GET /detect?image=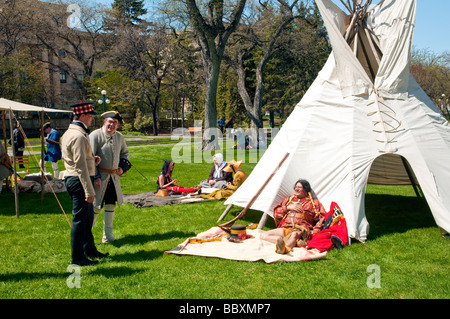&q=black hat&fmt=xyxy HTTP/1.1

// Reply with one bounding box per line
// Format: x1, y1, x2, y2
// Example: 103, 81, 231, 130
101, 111, 123, 124
69, 102, 97, 115
227, 224, 247, 243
